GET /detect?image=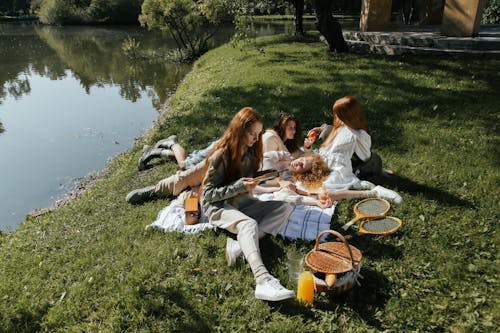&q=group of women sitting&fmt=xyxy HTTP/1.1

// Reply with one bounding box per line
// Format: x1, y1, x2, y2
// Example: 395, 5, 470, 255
126, 96, 403, 302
